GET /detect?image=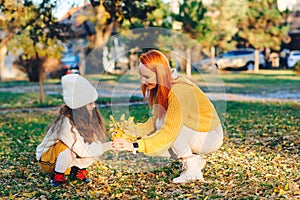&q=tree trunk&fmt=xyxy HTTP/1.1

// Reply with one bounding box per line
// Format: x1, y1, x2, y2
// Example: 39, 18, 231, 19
84, 4, 115, 74
0, 45, 7, 81
39, 67, 45, 103
98, 22, 114, 46
186, 47, 191, 78
254, 49, 259, 73
39, 76, 45, 103
210, 46, 216, 68
95, 4, 114, 47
